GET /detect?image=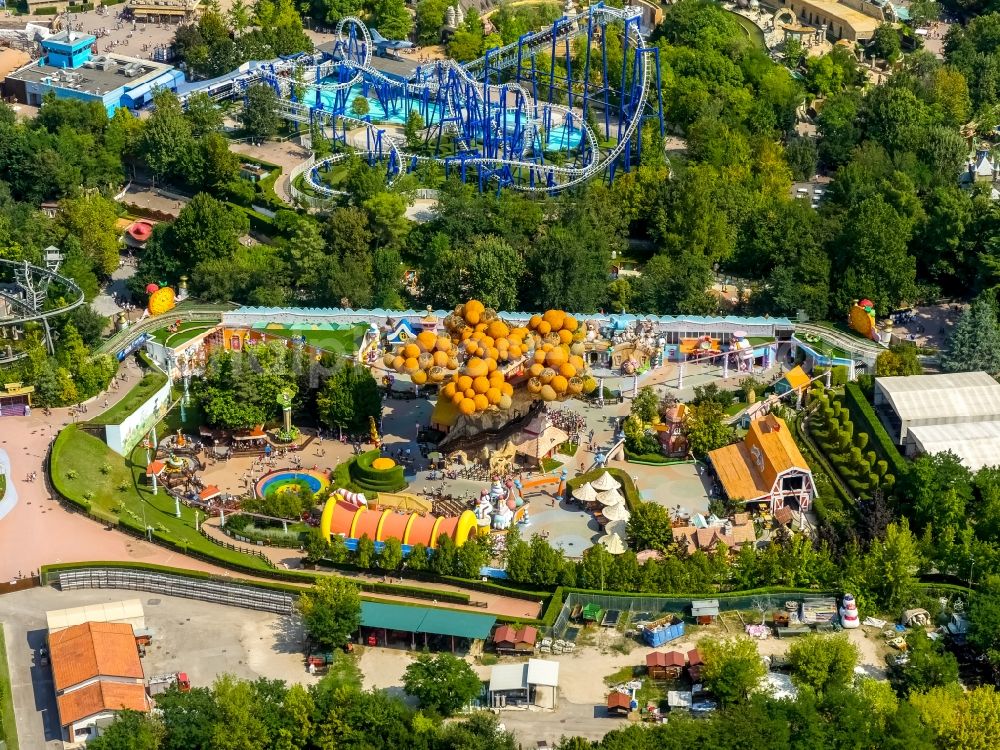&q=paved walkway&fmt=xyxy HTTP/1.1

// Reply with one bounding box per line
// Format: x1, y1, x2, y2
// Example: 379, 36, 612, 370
0, 359, 243, 582
230, 140, 314, 206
